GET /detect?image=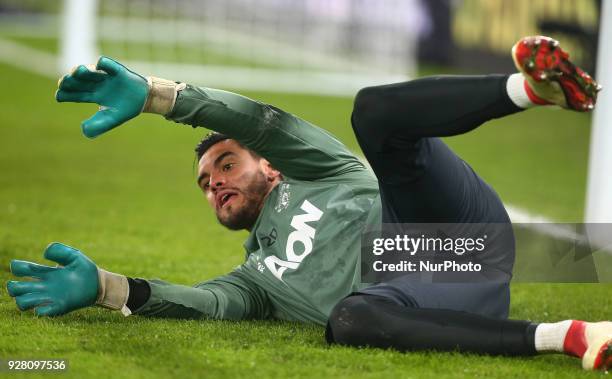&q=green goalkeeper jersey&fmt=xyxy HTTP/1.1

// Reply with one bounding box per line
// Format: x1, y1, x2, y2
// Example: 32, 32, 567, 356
131, 85, 381, 326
